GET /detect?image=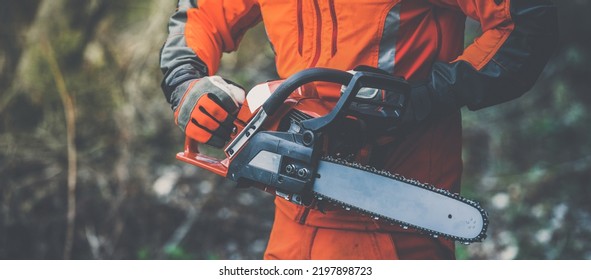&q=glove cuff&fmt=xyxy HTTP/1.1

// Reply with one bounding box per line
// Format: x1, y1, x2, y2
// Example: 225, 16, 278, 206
162, 63, 206, 104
